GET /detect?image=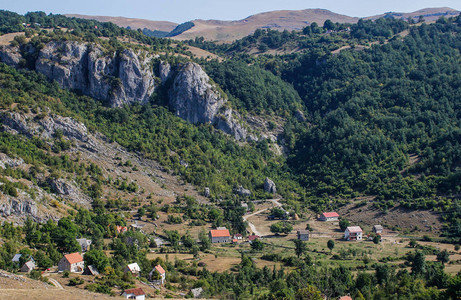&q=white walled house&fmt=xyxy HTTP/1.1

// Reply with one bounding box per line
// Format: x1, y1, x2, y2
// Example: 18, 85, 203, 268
319, 212, 339, 221
344, 226, 363, 241
124, 263, 141, 277
149, 264, 166, 285
122, 288, 145, 300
